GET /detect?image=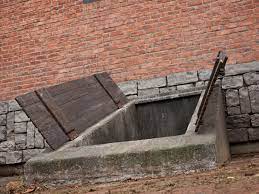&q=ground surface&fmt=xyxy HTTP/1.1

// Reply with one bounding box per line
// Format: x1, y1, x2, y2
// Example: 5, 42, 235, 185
1, 154, 259, 194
